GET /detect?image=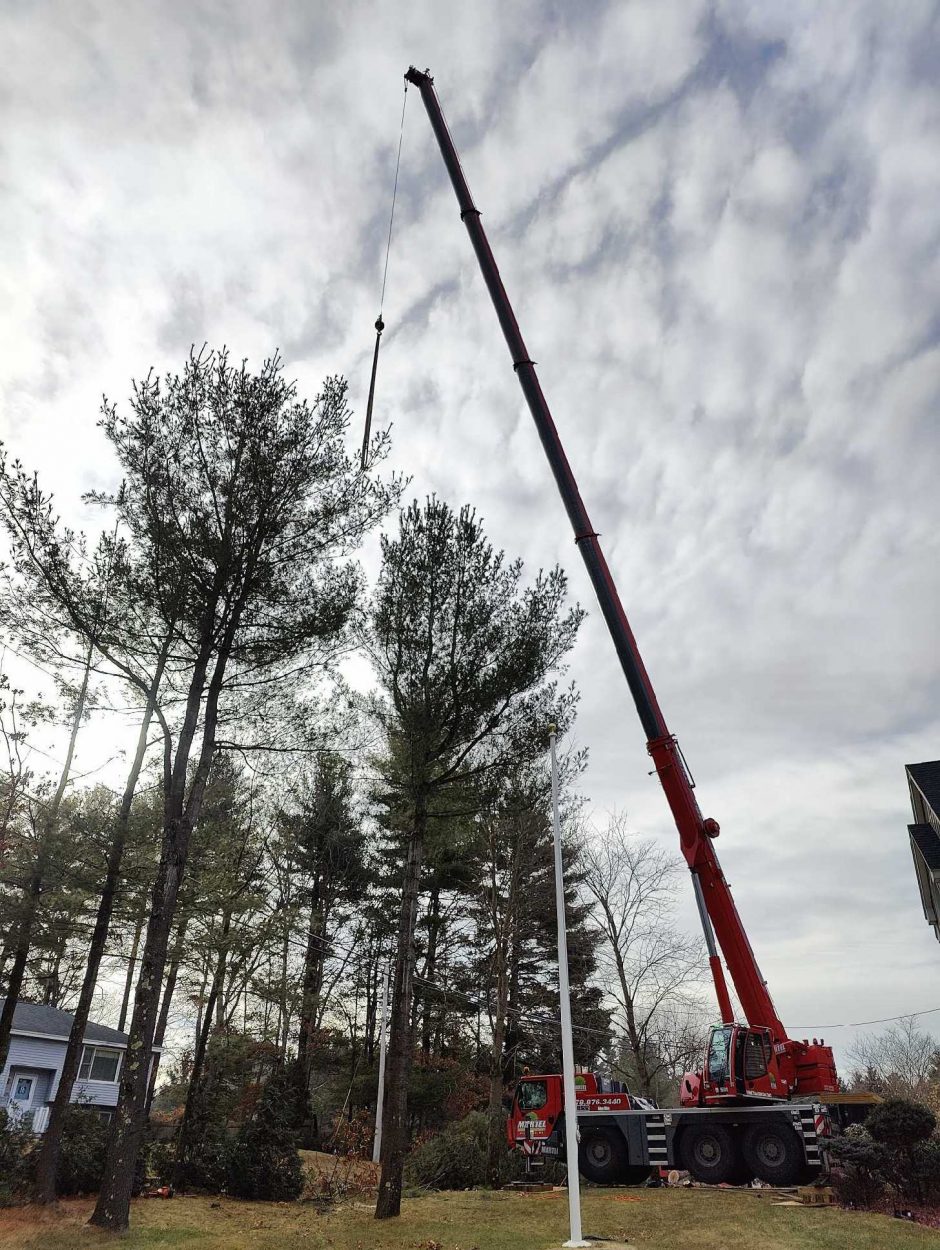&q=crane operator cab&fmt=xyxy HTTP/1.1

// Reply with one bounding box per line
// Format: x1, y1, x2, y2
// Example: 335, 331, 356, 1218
681, 1024, 789, 1107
